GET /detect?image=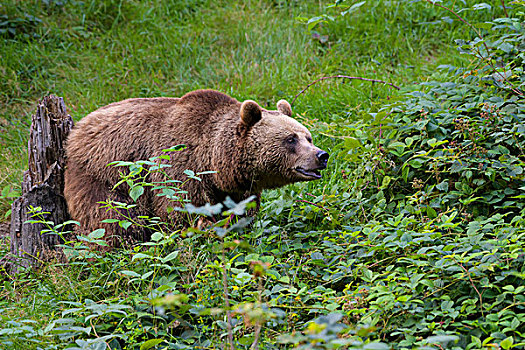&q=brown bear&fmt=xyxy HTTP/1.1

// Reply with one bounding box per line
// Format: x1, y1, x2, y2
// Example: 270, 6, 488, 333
64, 90, 328, 245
